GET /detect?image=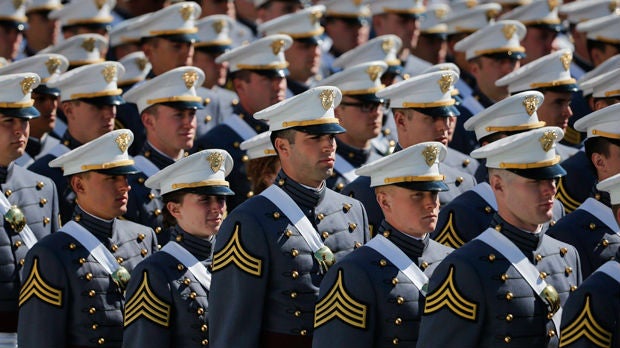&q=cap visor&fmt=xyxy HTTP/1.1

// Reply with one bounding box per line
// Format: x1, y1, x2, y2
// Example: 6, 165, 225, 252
80, 94, 125, 106
393, 180, 449, 192
386, 65, 404, 76
63, 22, 111, 32
251, 68, 289, 78
484, 51, 526, 61
95, 164, 139, 175
196, 45, 231, 54
326, 16, 370, 26
295, 36, 322, 45
0, 106, 40, 119
540, 83, 579, 93
507, 163, 566, 180
350, 94, 384, 103
159, 33, 198, 43
0, 20, 26, 31
193, 185, 235, 196
160, 100, 205, 110
33, 84, 61, 97
421, 32, 447, 41
294, 123, 346, 134
412, 104, 460, 117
